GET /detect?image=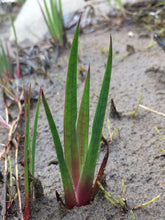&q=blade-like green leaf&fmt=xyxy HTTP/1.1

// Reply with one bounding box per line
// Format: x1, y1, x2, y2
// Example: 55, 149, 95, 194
56, 0, 64, 45
64, 19, 80, 187
77, 65, 90, 170
50, 0, 60, 39
38, 1, 53, 37
1, 44, 7, 69
39, 0, 64, 45
58, 0, 64, 45
0, 42, 11, 77
31, 89, 41, 177
77, 36, 113, 205
42, 91, 77, 208
11, 17, 18, 49
43, 0, 55, 37
24, 86, 31, 220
